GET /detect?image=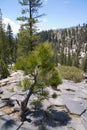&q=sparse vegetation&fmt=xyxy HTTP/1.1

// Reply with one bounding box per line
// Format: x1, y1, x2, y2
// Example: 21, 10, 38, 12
58, 66, 84, 82
49, 69, 62, 89
9, 88, 14, 93
52, 92, 57, 98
